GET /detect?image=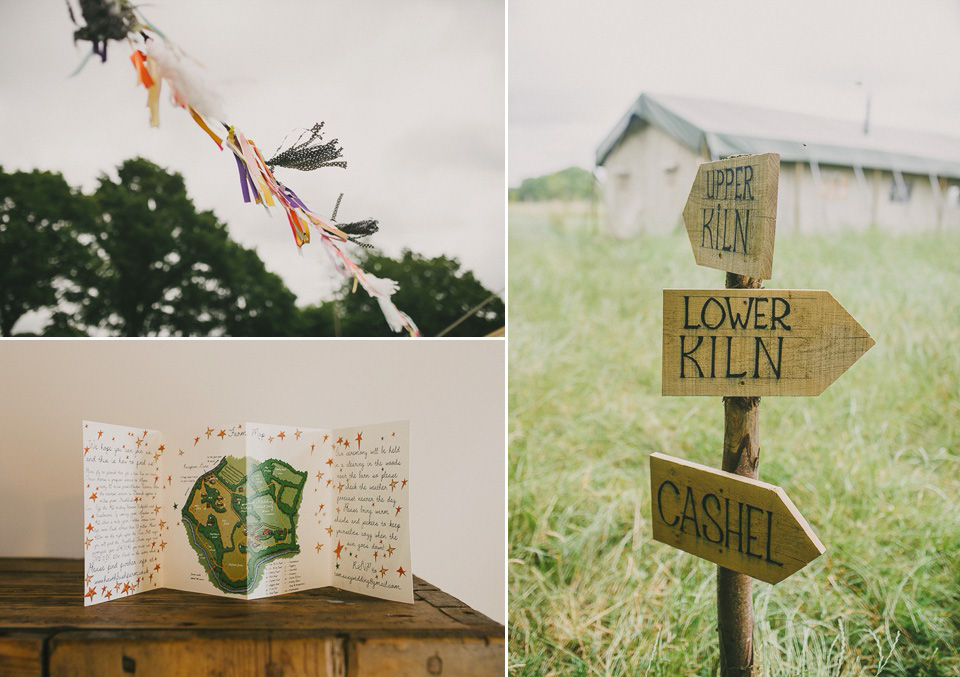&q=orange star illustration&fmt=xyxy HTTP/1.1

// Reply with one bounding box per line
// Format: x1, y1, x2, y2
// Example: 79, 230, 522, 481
85, 537, 95, 548
194, 436, 200, 446
337, 482, 345, 493
326, 457, 334, 467
401, 479, 408, 489
105, 590, 113, 600
387, 545, 396, 557
142, 430, 147, 437
153, 505, 161, 514
356, 432, 363, 446
318, 503, 324, 512
310, 444, 315, 454
149, 573, 154, 583
344, 440, 350, 448
238, 424, 243, 430
295, 429, 302, 440
379, 566, 388, 577
326, 479, 333, 487
85, 587, 96, 601
115, 581, 122, 592
395, 506, 402, 516
269, 436, 274, 443
333, 540, 345, 559
167, 475, 172, 484
373, 551, 378, 561
89, 492, 97, 502
278, 431, 286, 441
154, 476, 159, 484
122, 582, 131, 594
392, 432, 395, 437
326, 526, 334, 536
86, 522, 94, 532
179, 449, 184, 456
316, 471, 323, 481
158, 519, 166, 529
153, 452, 161, 461
315, 543, 323, 553
84, 446, 90, 456
205, 427, 214, 439
154, 563, 161, 572
323, 435, 329, 443
158, 445, 165, 452
396, 566, 406, 577
218, 429, 226, 439
84, 573, 93, 584
101, 586, 107, 595
336, 437, 343, 445
389, 480, 398, 491
159, 540, 167, 550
